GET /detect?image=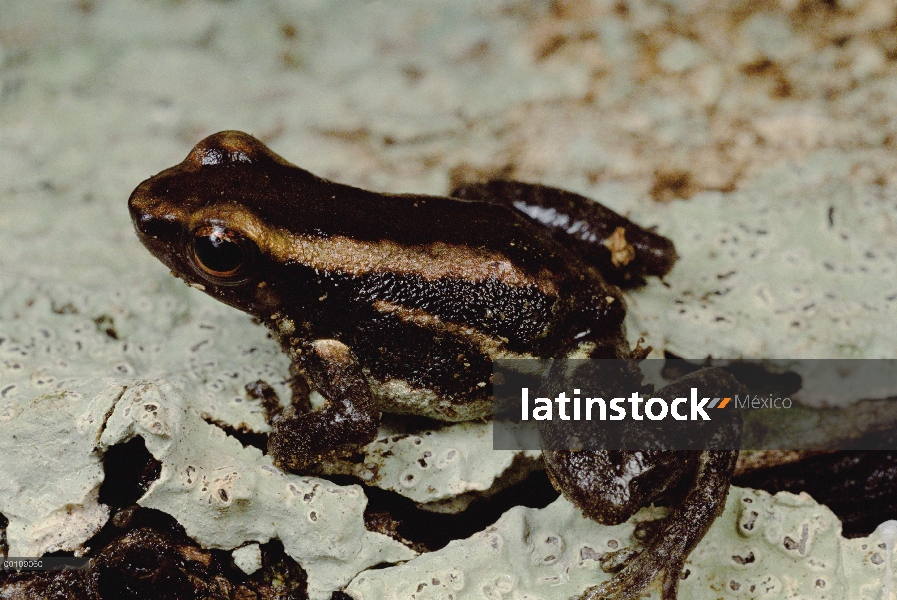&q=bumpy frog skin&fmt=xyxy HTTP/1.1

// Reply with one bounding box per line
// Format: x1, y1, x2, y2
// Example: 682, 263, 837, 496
129, 131, 740, 599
